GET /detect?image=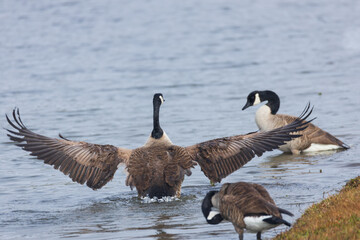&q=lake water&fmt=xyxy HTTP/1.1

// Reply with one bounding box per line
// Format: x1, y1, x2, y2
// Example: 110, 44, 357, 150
1, 0, 360, 239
